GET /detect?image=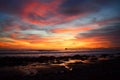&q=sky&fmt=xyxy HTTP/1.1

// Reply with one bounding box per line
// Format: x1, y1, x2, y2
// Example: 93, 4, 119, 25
0, 0, 120, 50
